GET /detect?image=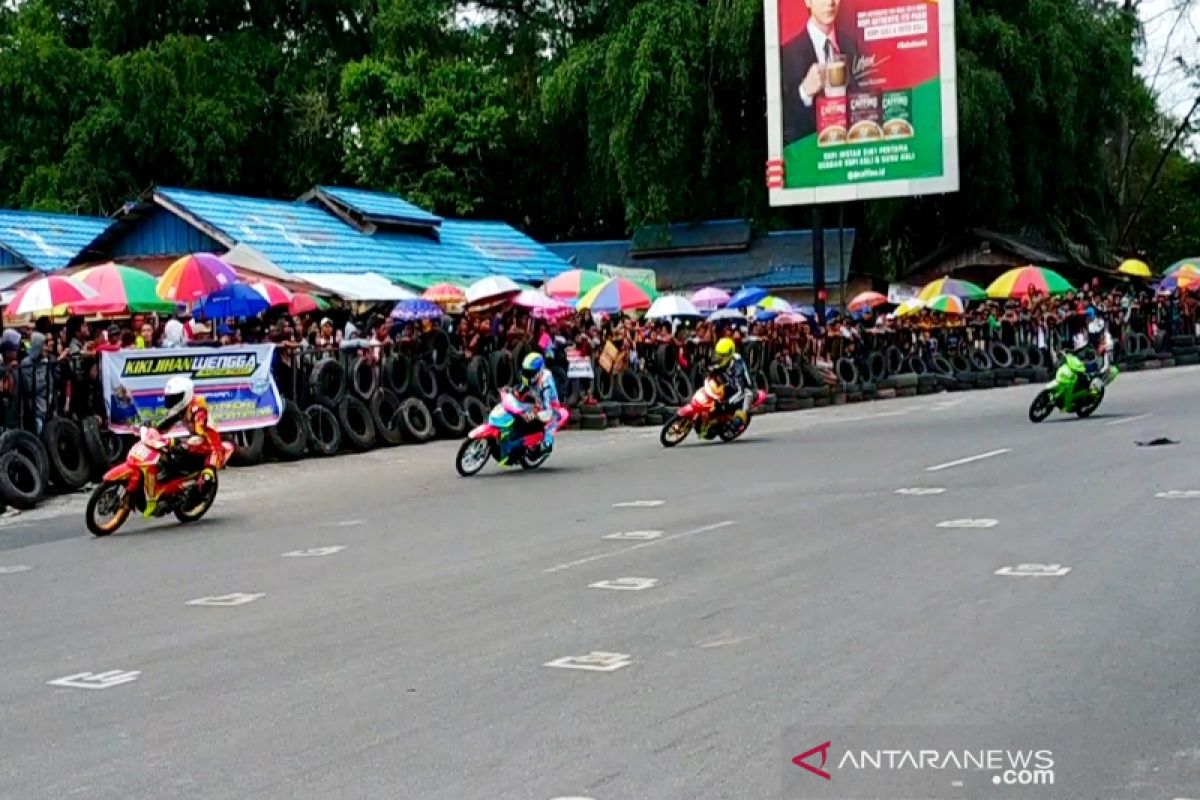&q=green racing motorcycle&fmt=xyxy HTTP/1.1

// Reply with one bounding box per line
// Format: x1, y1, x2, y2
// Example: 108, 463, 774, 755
1028, 350, 1118, 423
